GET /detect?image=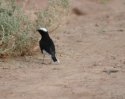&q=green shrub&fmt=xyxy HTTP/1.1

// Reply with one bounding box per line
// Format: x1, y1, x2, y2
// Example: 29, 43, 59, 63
0, 0, 36, 57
